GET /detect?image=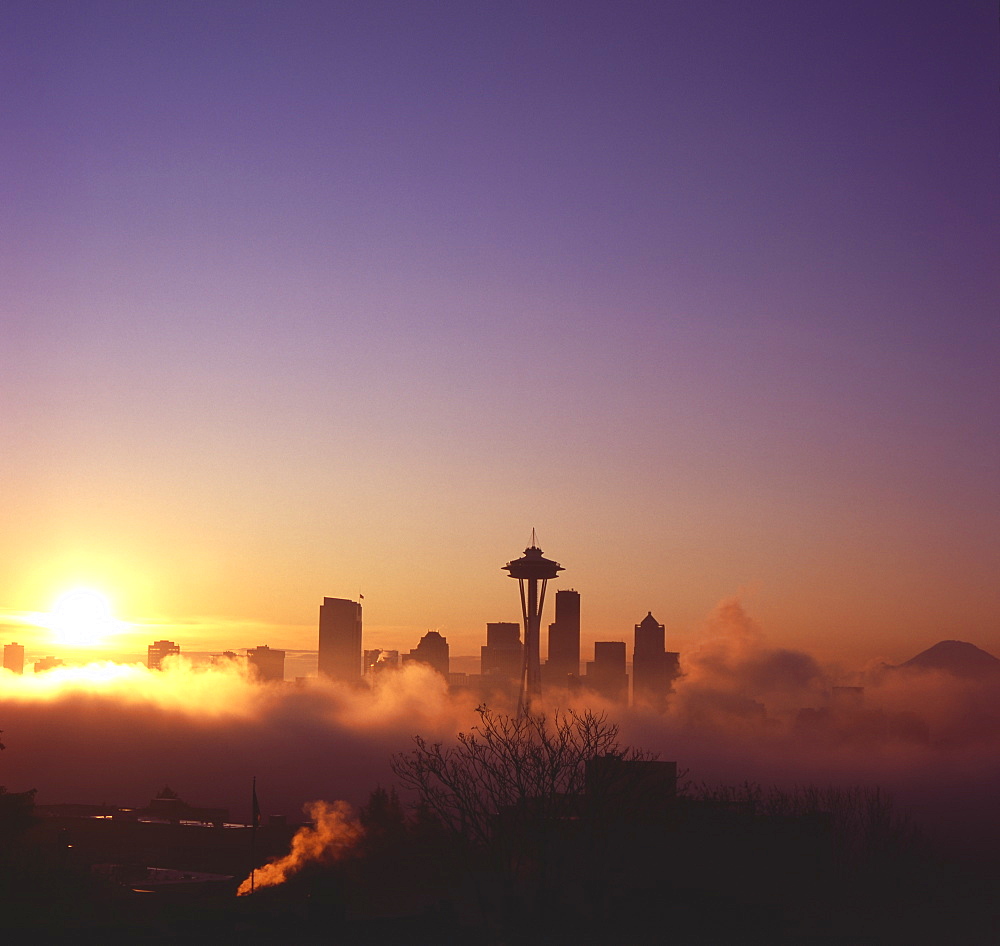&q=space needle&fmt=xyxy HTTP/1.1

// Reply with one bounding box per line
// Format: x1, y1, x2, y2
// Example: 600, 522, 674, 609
503, 532, 563, 714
